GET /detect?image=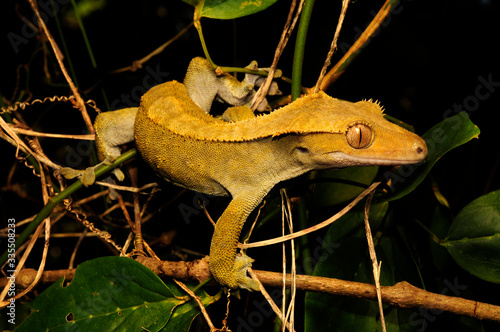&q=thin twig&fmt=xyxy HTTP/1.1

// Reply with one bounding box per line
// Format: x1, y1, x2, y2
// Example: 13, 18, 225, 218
129, 166, 144, 254
142, 240, 160, 261
281, 189, 296, 332
248, 268, 296, 332
200, 200, 216, 227
314, 0, 350, 93
0, 115, 61, 170
173, 279, 216, 331
10, 127, 95, 140
243, 200, 266, 246
117, 194, 135, 231
121, 232, 134, 257
241, 182, 381, 249
250, 0, 305, 110
69, 229, 88, 269
94, 181, 158, 193
364, 191, 386, 332
27, 0, 94, 134
319, 0, 397, 91
111, 22, 194, 74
